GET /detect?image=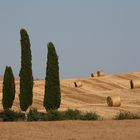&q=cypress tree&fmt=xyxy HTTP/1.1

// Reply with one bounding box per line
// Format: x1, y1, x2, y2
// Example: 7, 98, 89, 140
2, 66, 15, 110
19, 29, 33, 111
44, 42, 61, 111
